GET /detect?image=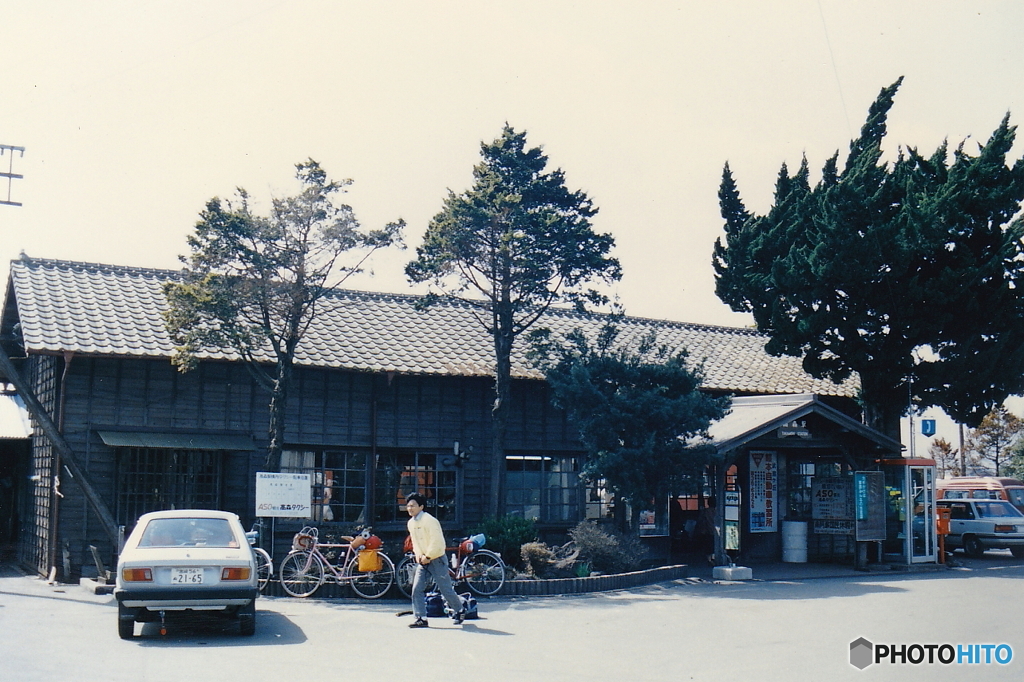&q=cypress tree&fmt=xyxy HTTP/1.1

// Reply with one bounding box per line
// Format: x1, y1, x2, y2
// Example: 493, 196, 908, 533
713, 79, 1024, 439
